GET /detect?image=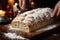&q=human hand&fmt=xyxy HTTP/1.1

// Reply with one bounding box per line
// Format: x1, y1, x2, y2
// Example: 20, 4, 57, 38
51, 1, 60, 17
18, 0, 27, 11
